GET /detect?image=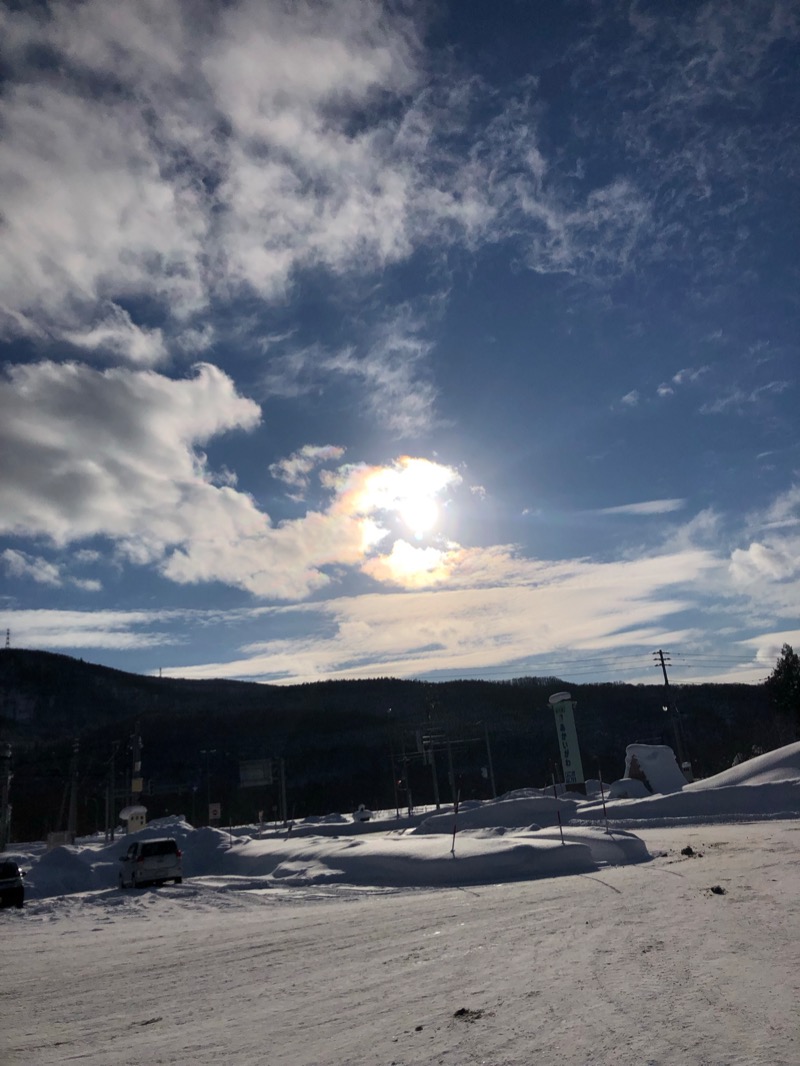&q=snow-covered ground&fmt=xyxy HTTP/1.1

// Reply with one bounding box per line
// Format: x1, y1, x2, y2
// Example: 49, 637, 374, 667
3, 743, 800, 1065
